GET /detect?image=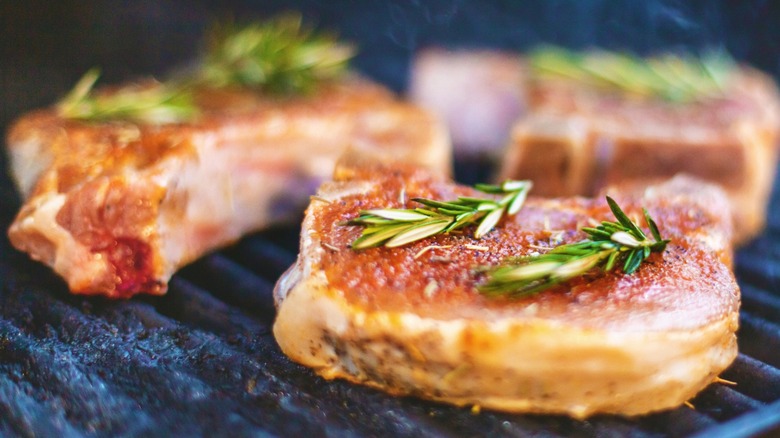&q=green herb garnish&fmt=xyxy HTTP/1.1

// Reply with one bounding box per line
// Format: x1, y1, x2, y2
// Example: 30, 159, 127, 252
198, 14, 355, 94
347, 180, 532, 249
56, 14, 354, 123
56, 68, 196, 123
529, 46, 736, 103
479, 196, 669, 298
